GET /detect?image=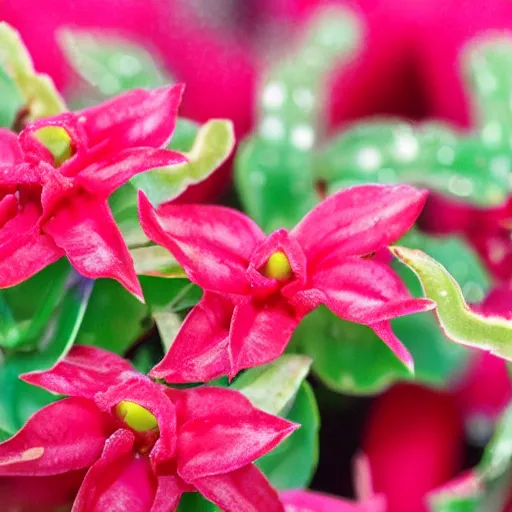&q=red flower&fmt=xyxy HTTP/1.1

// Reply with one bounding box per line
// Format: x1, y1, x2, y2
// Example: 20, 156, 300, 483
0, 85, 185, 300
0, 346, 296, 512
139, 184, 434, 382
